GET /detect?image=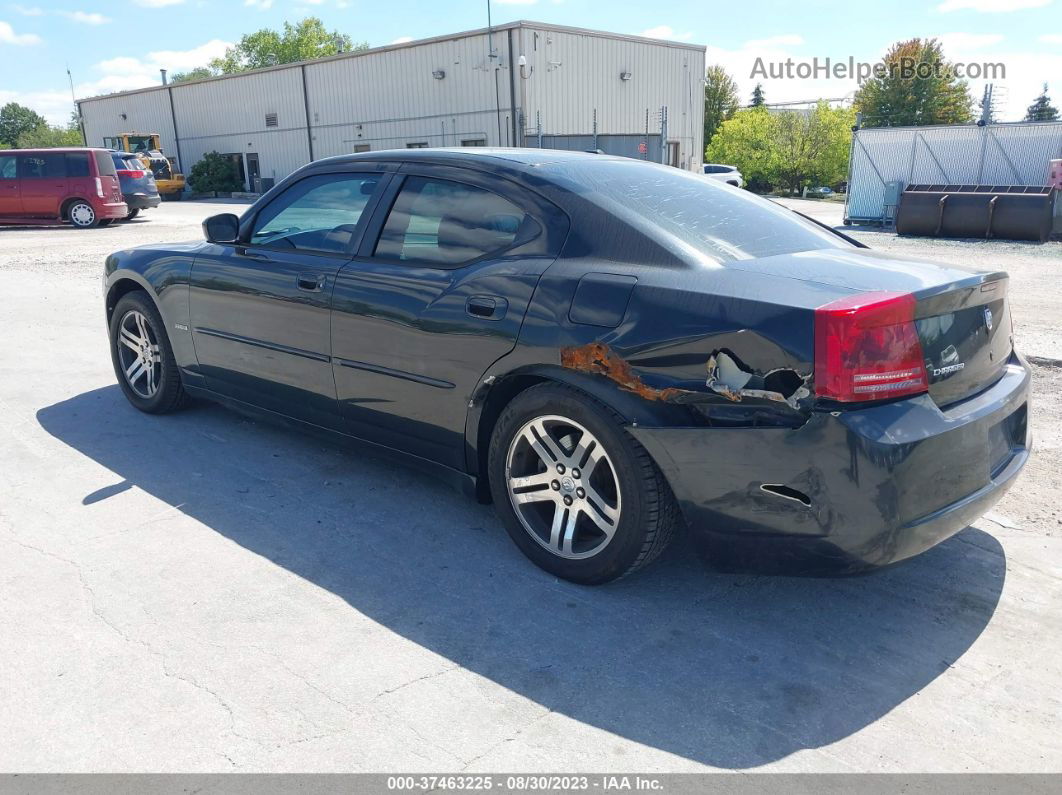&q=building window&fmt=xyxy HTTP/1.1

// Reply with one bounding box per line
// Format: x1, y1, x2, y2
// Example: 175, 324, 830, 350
461, 138, 486, 147
406, 142, 429, 149
353, 144, 371, 153
265, 113, 279, 128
